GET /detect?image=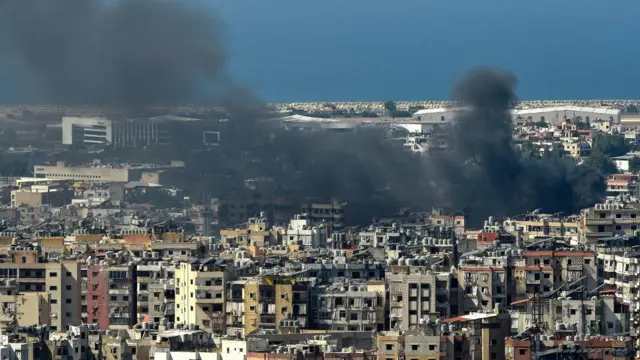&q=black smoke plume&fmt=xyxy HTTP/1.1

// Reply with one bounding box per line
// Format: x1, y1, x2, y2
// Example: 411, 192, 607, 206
0, 0, 227, 108
427, 68, 605, 223
0, 0, 604, 225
